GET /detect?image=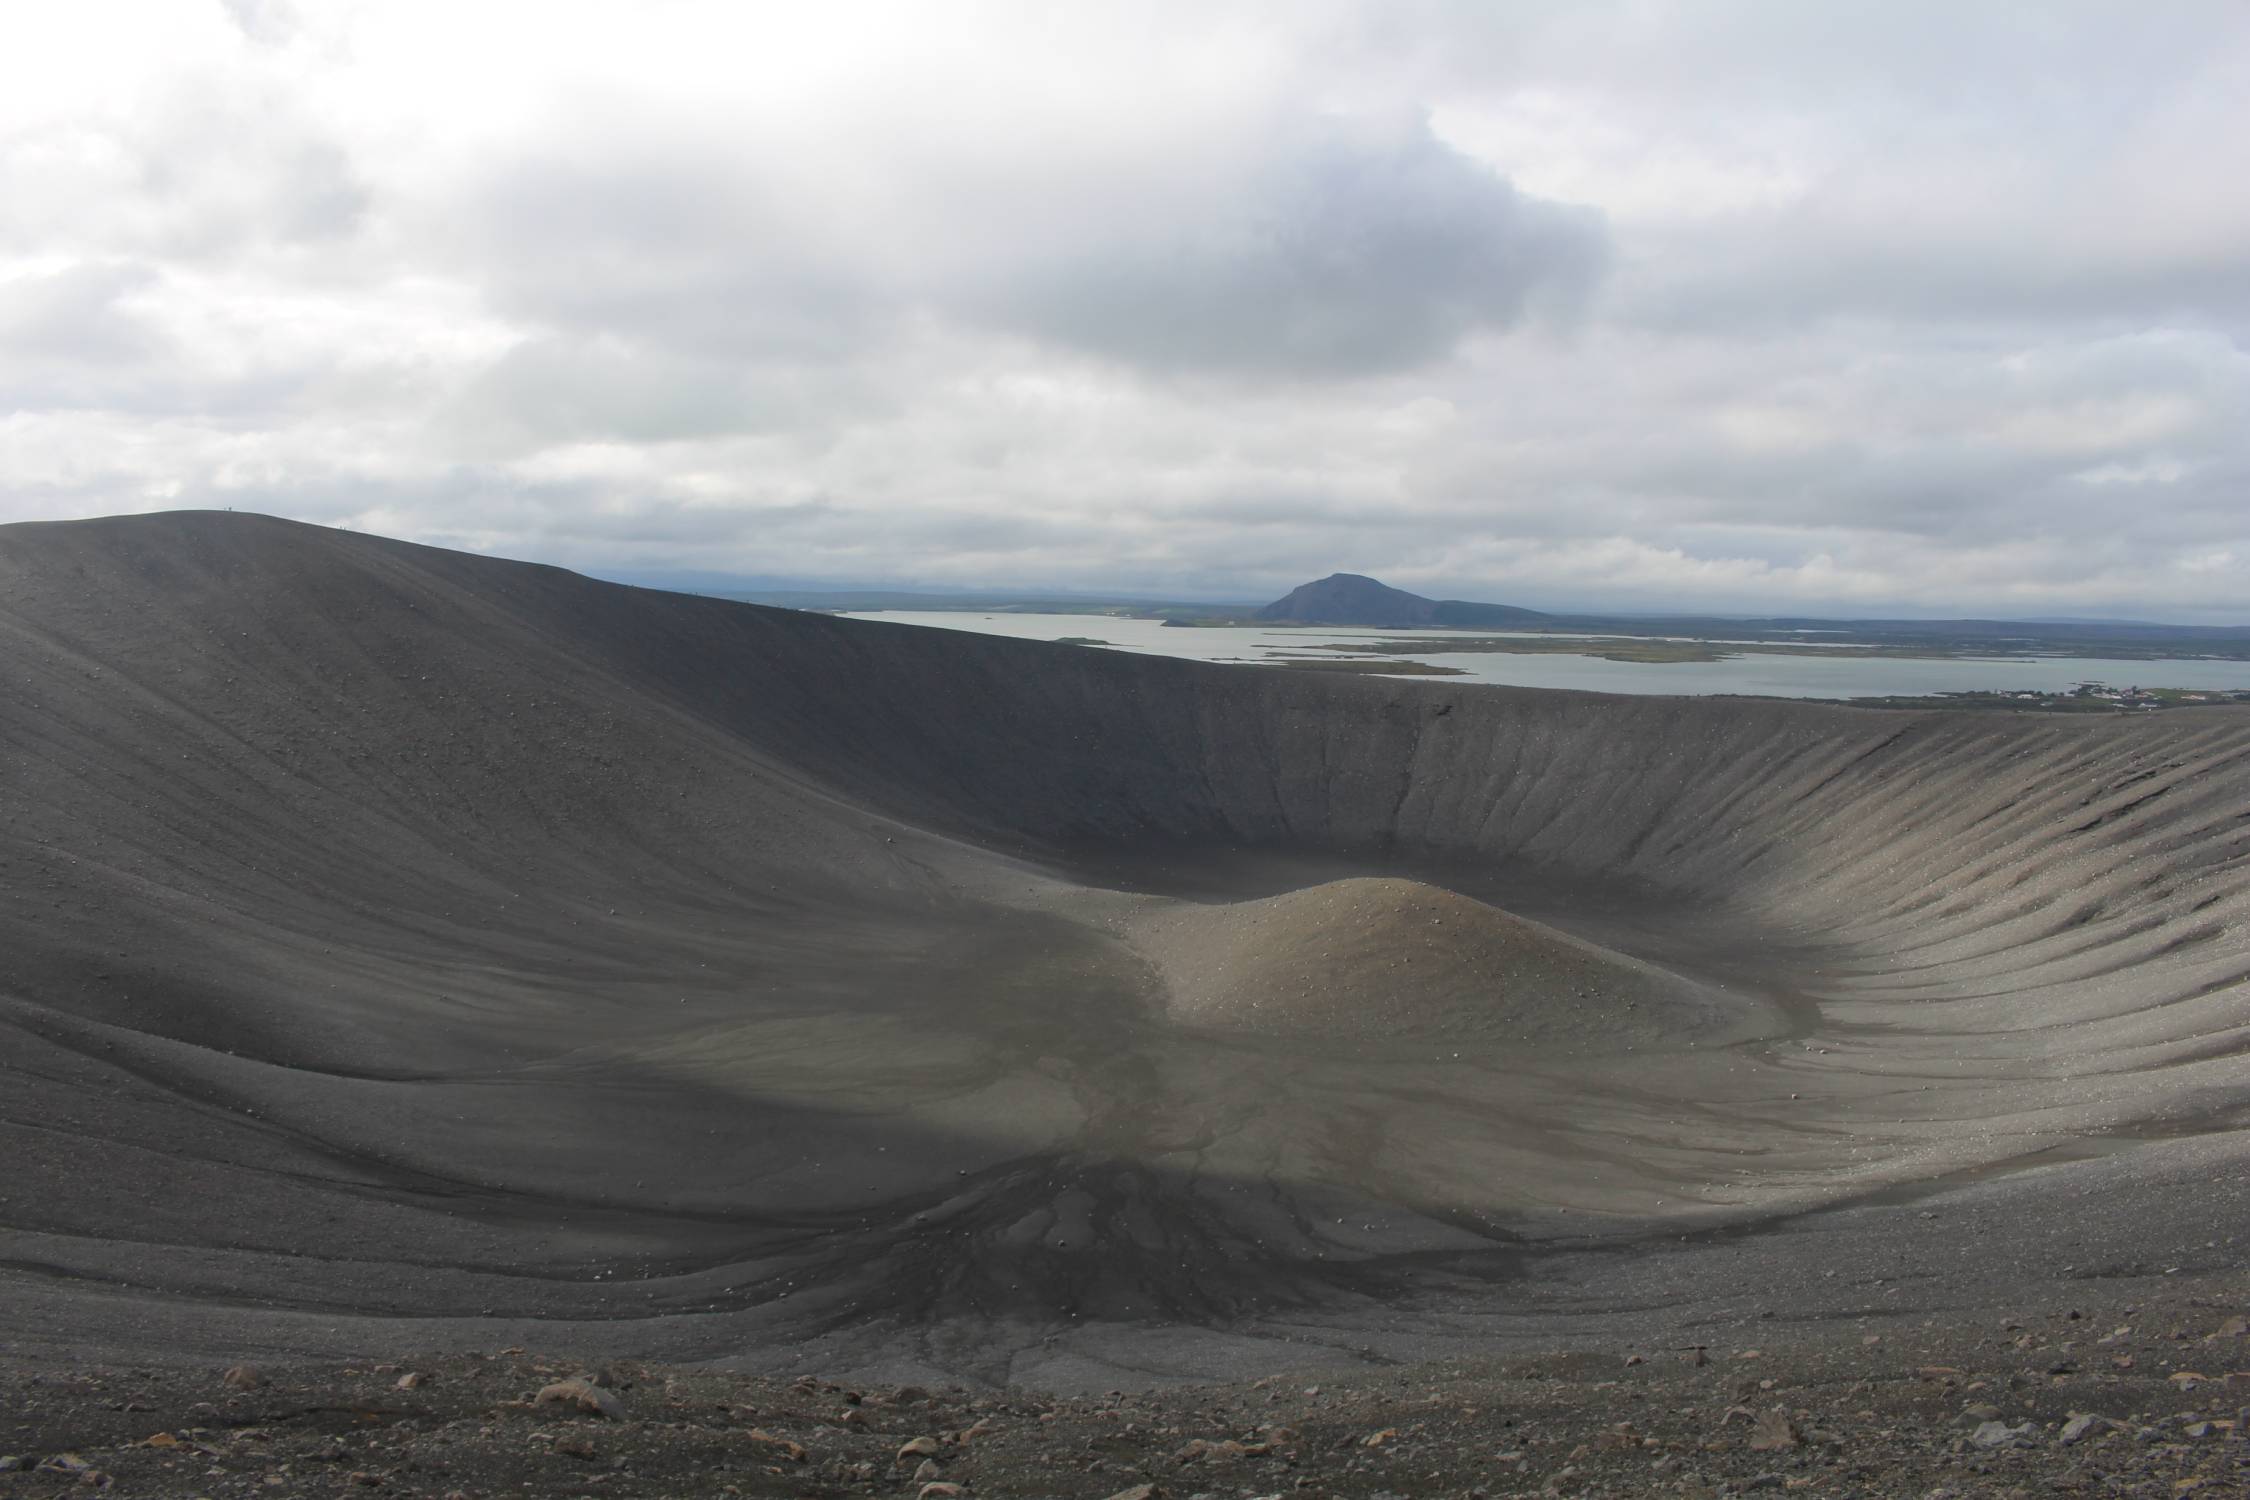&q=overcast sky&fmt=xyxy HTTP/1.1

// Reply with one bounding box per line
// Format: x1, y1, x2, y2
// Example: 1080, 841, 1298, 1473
4, 2, 2247, 617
